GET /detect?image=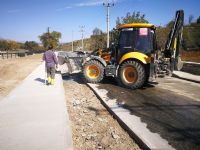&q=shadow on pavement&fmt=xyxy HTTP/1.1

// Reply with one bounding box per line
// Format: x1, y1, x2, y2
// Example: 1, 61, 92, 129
100, 76, 156, 90
34, 78, 45, 83
62, 72, 85, 84
122, 103, 200, 149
